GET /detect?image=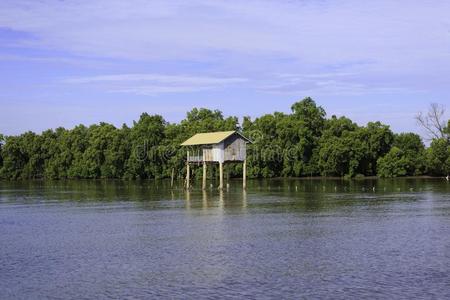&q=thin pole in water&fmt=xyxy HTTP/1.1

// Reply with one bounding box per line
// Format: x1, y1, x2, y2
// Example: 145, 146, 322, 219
202, 162, 207, 190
